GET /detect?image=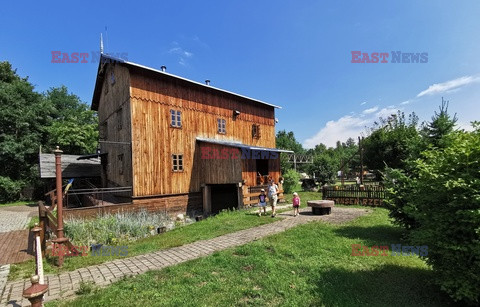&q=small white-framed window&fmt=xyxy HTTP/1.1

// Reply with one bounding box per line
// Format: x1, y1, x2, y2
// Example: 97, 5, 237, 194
172, 154, 183, 172
170, 109, 182, 128
217, 118, 226, 134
